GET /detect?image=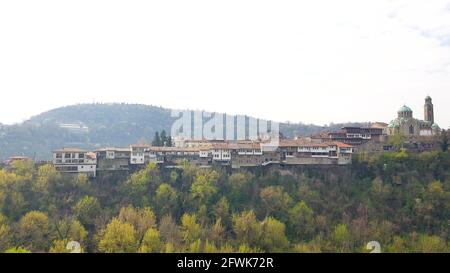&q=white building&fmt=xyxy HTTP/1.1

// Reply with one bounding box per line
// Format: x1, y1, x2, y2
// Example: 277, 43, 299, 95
211, 143, 232, 162
130, 144, 150, 165
52, 148, 97, 177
